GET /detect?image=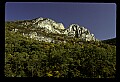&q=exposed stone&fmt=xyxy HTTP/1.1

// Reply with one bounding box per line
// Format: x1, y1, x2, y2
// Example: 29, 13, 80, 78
29, 32, 37, 38
33, 17, 65, 32
57, 23, 65, 30
64, 24, 97, 41
12, 28, 18, 32
15, 17, 99, 42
